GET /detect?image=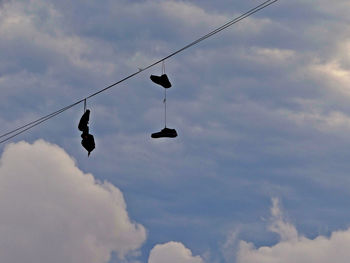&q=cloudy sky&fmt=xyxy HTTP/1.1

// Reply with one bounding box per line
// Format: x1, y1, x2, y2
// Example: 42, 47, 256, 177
1, 0, 350, 262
